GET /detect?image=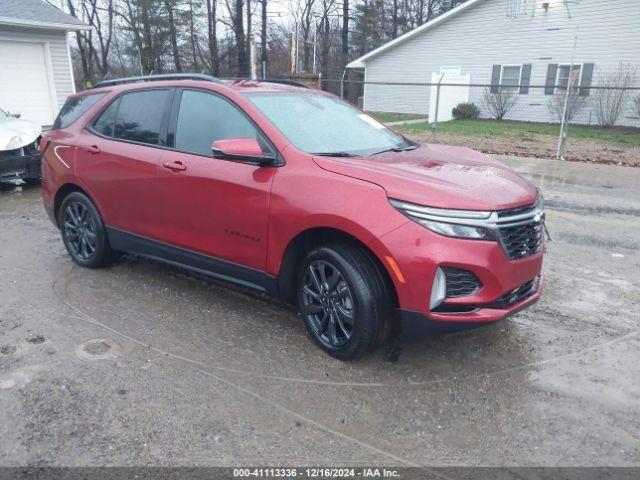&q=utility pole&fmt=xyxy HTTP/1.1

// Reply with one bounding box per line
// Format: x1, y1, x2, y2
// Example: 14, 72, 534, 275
557, 33, 578, 159
261, 0, 267, 78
